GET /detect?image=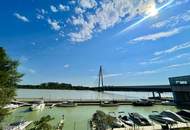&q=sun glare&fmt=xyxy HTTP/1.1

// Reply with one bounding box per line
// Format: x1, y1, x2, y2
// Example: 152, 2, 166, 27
146, 4, 159, 17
